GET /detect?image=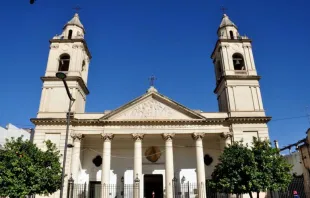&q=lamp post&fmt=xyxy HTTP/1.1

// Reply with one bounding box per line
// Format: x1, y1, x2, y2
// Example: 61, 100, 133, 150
56, 72, 75, 198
